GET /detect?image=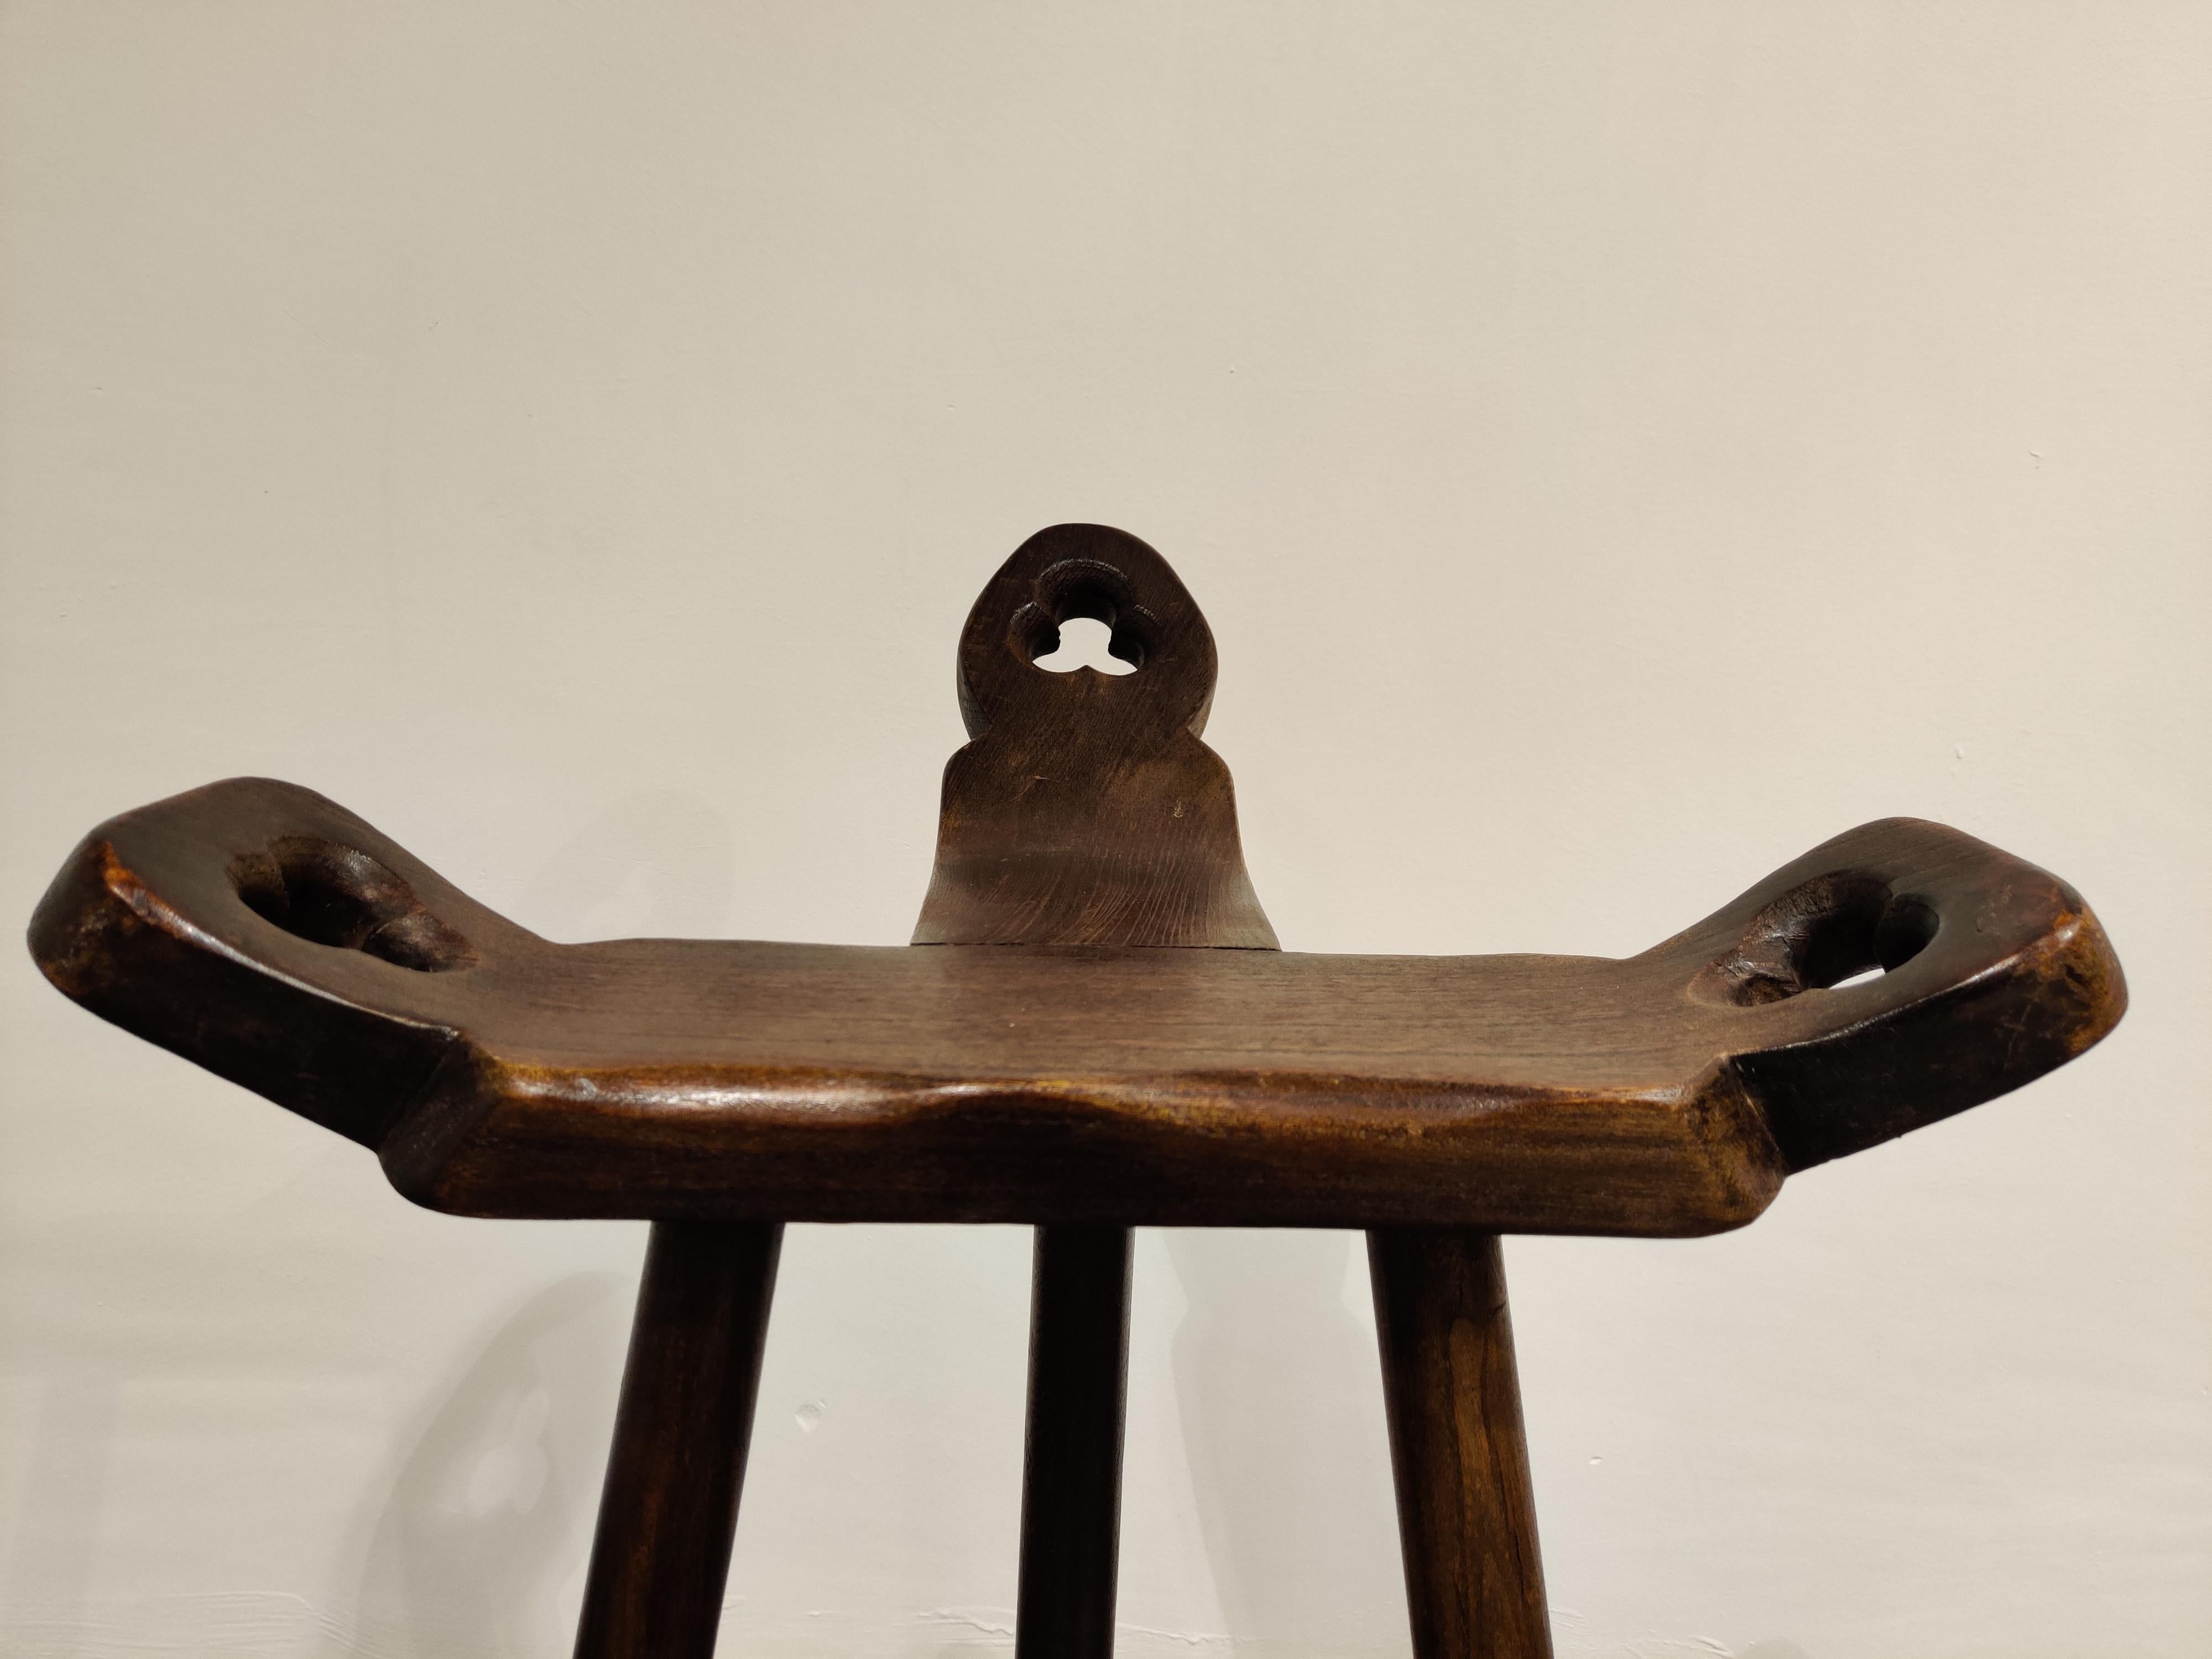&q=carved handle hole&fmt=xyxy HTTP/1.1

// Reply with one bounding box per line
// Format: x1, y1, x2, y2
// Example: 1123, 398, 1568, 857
1692, 877, 1938, 1006
1031, 615, 1138, 676
1008, 559, 1160, 676
229, 836, 476, 973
